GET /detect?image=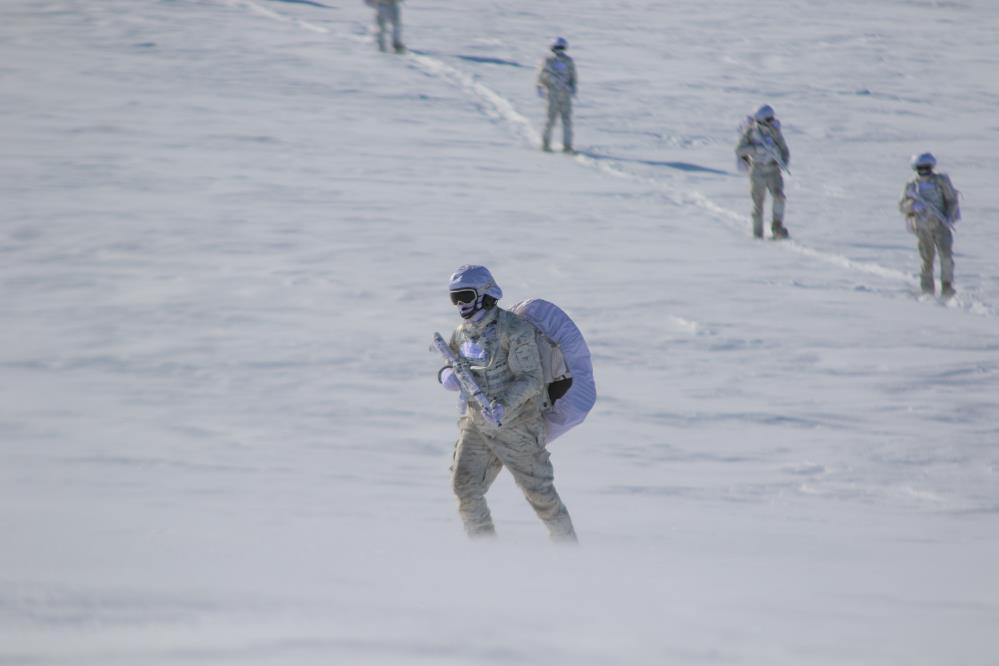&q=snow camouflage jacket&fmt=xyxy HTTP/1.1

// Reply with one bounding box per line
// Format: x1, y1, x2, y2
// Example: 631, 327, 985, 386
735, 121, 789, 172
537, 52, 577, 96
448, 307, 545, 427
899, 173, 960, 227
